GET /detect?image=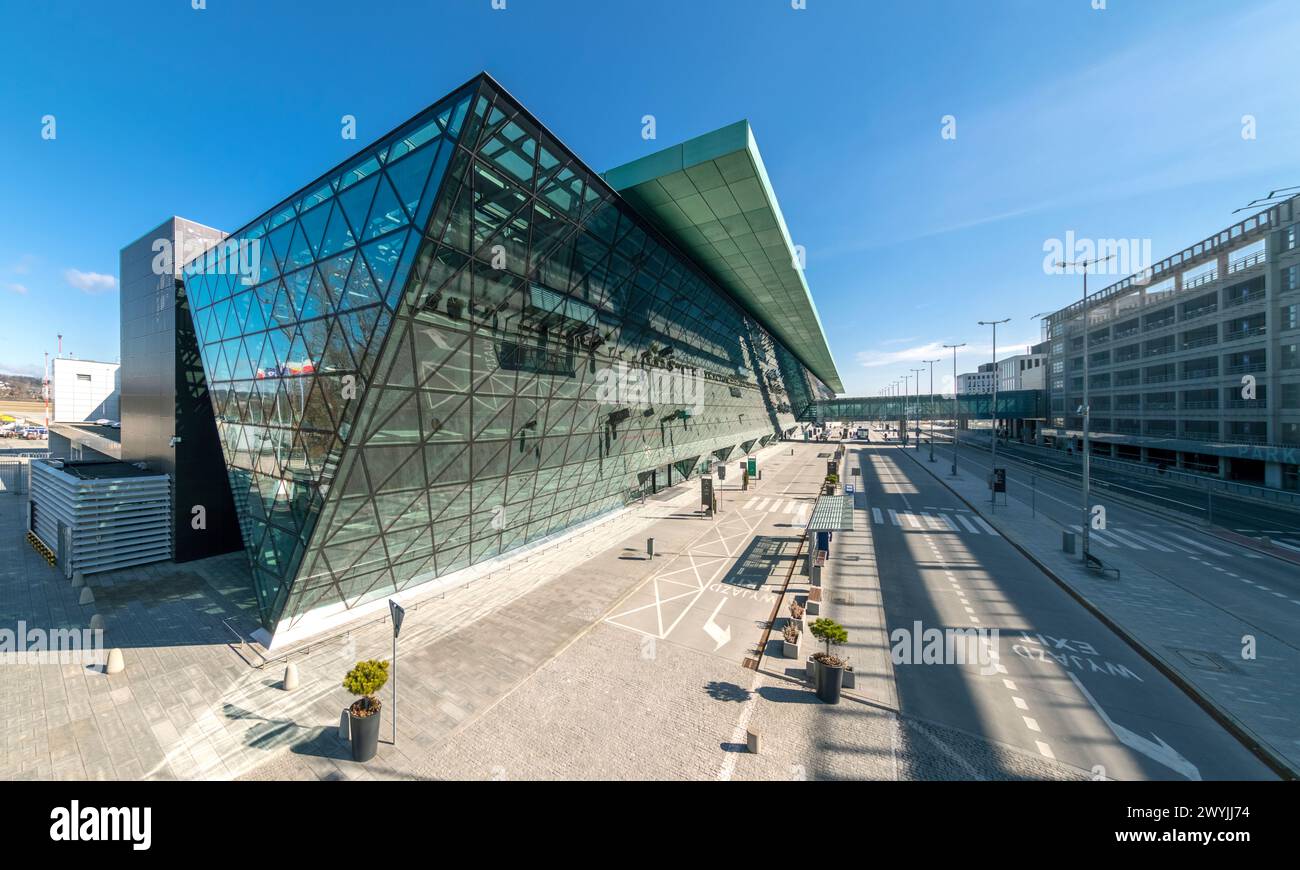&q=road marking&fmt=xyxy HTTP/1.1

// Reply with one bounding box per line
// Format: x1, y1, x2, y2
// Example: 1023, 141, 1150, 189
1023, 717, 1041, 732
1069, 671, 1202, 781
1012, 696, 1028, 710
1074, 525, 1118, 548
1003, 679, 1017, 690
1035, 741, 1056, 760
1106, 528, 1148, 550
904, 512, 923, 529
753, 498, 771, 511
1169, 533, 1230, 557
872, 507, 883, 524
716, 671, 763, 781
702, 597, 731, 652
889, 509, 902, 526
971, 516, 1000, 536
954, 514, 980, 533
1117, 528, 1174, 552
